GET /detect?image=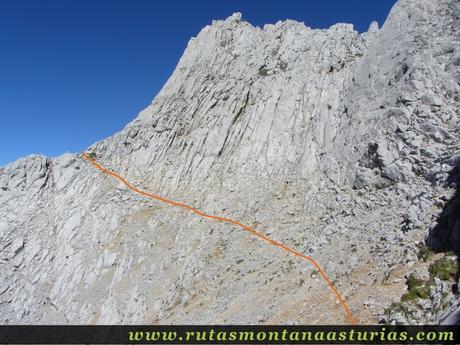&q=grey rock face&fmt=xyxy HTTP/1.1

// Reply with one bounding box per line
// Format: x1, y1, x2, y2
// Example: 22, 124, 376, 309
0, 0, 459, 324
